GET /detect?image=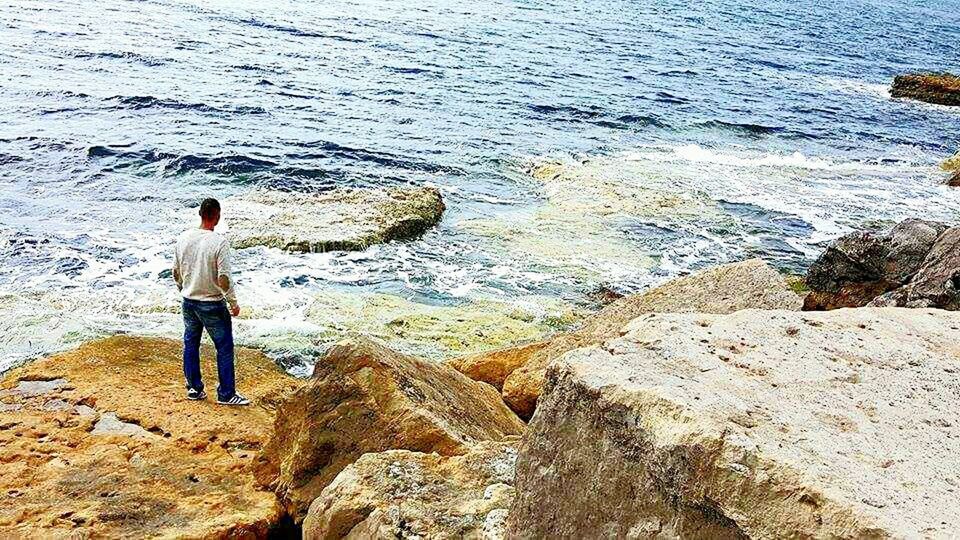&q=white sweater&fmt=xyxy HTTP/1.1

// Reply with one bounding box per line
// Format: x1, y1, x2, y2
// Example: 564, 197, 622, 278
173, 228, 238, 307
